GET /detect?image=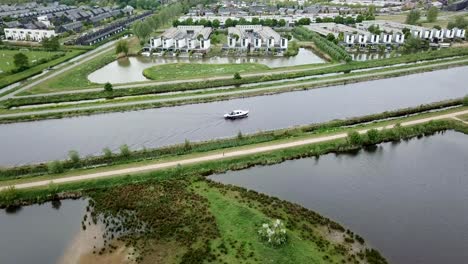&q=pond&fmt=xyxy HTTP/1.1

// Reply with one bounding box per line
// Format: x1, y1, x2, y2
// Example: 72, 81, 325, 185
0, 199, 93, 264
209, 131, 468, 264
1, 66, 467, 166
88, 48, 325, 84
